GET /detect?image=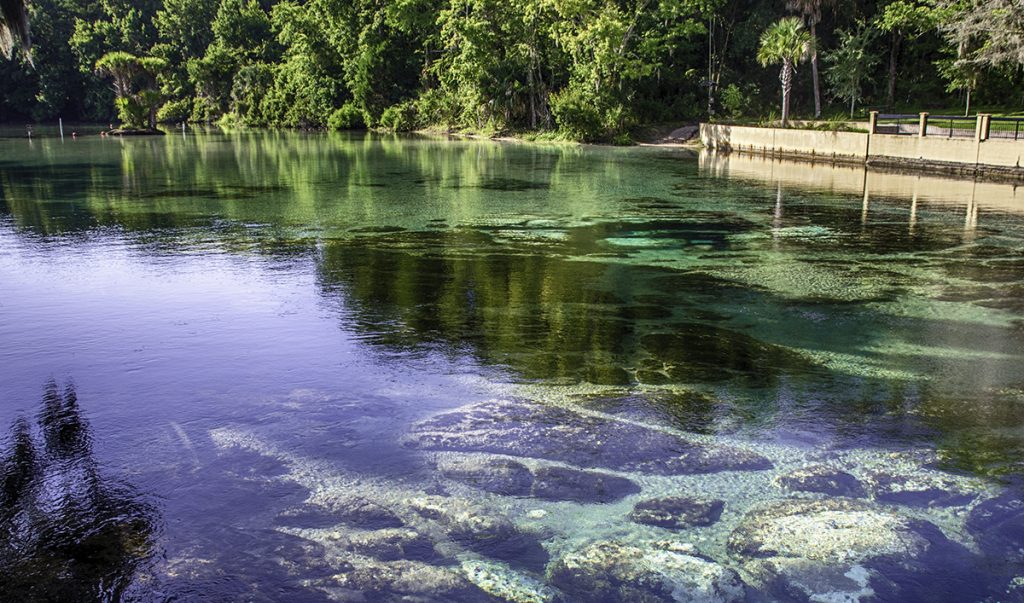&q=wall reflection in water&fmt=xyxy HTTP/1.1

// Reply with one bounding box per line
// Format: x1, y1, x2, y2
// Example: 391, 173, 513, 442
698, 149, 1024, 232
0, 382, 157, 601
